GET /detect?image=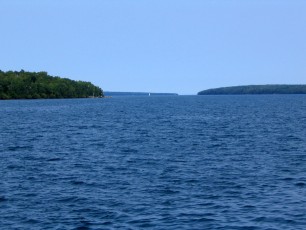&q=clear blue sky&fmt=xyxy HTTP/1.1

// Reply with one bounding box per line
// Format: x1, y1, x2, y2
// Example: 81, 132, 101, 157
1, 0, 306, 95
